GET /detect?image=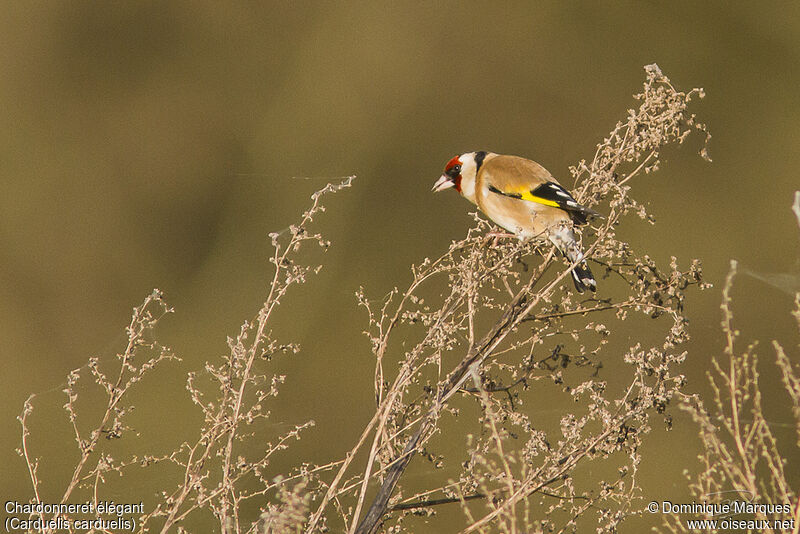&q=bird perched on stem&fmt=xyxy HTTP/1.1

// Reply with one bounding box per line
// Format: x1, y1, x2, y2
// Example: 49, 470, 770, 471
432, 151, 600, 292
